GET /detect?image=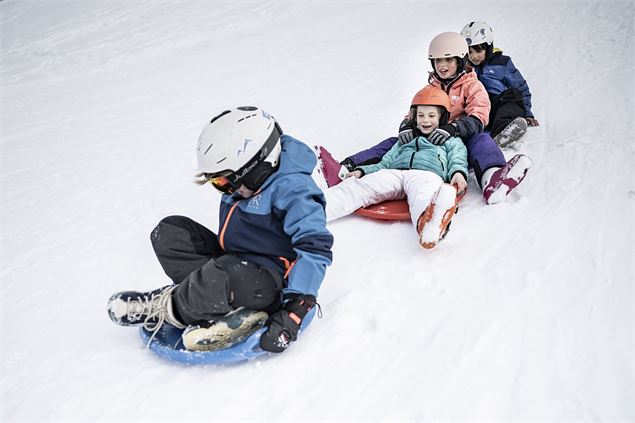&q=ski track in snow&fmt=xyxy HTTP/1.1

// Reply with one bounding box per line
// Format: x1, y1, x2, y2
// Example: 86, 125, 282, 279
1, 1, 633, 422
